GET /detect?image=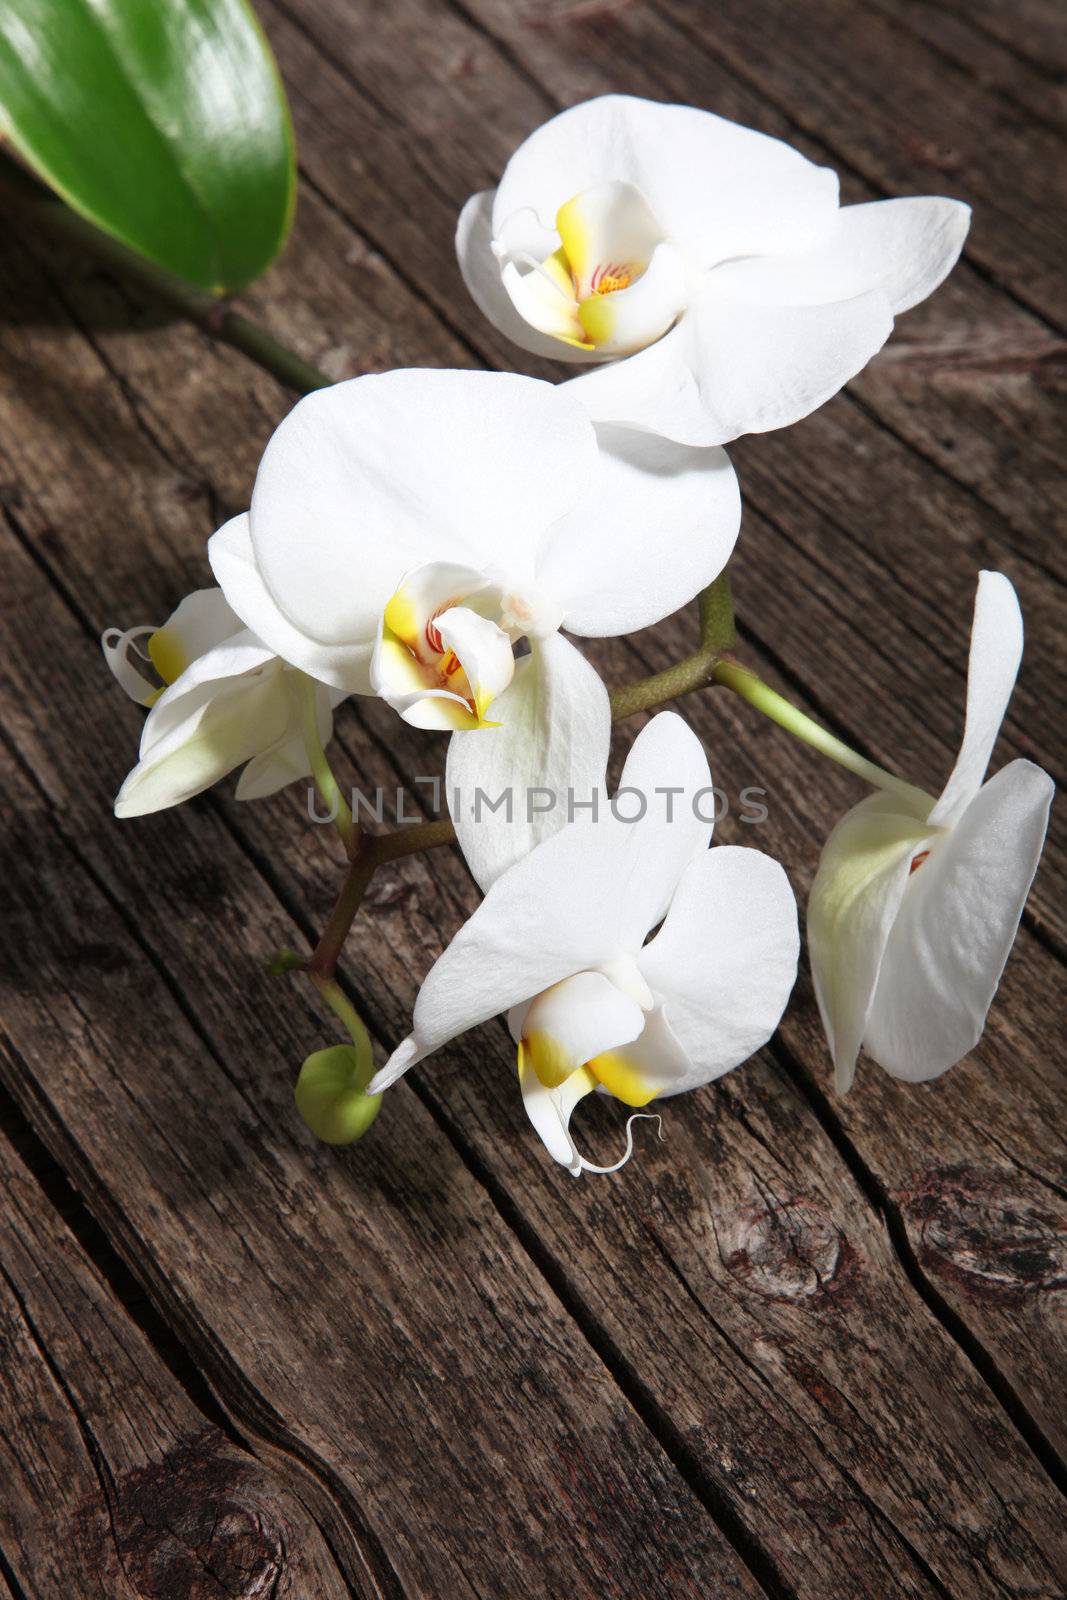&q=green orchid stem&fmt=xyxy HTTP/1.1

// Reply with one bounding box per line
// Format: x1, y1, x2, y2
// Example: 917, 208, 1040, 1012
712, 659, 930, 806
300, 674, 358, 858
699, 571, 737, 653
309, 971, 374, 1058
609, 573, 734, 721
0, 154, 331, 396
